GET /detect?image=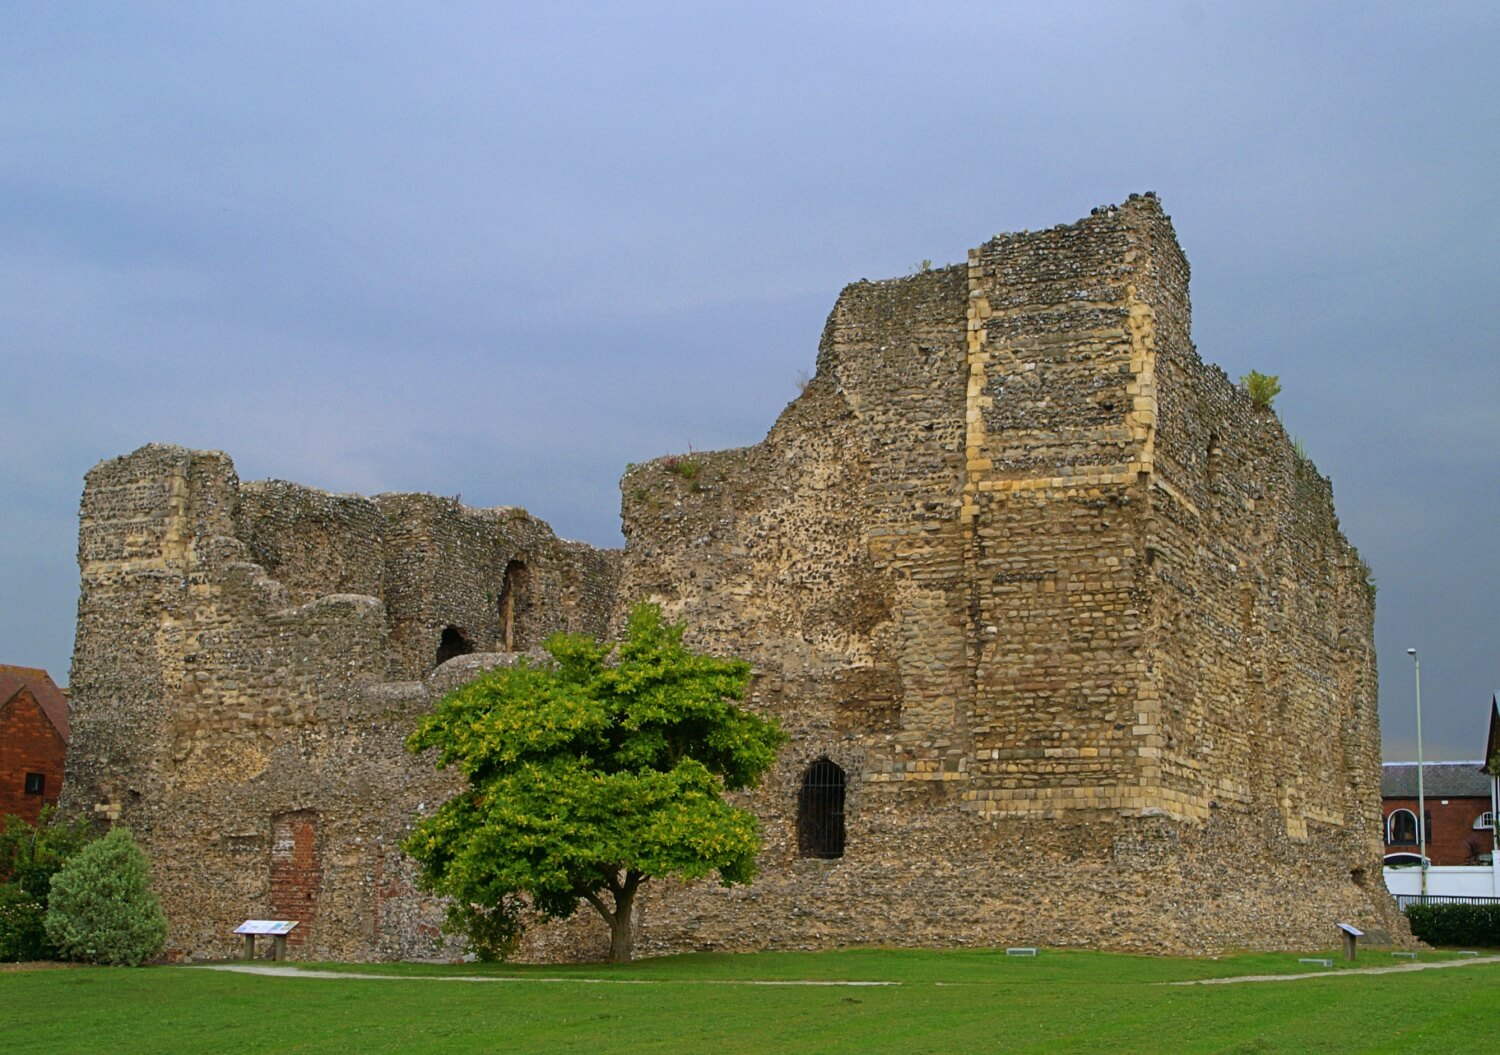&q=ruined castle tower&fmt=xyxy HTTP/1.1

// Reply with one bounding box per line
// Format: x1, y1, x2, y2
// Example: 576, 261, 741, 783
62, 451, 620, 959
63, 195, 1402, 960
614, 194, 1397, 952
